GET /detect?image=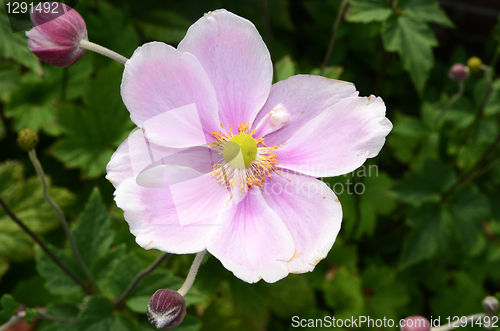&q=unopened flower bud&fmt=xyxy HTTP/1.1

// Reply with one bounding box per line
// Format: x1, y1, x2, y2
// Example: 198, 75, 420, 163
400, 316, 431, 331
467, 56, 483, 73
448, 63, 469, 82
147, 289, 186, 330
25, 2, 88, 67
17, 129, 39, 152
483, 296, 499, 314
